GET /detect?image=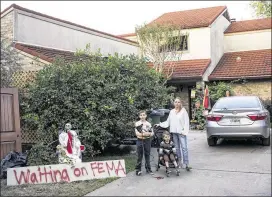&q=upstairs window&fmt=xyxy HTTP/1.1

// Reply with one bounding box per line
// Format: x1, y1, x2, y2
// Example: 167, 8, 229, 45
160, 35, 188, 52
